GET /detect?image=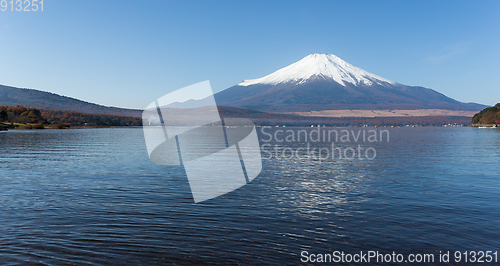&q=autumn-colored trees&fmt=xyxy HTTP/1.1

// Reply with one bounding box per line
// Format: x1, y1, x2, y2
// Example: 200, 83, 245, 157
0, 105, 142, 127
40, 110, 142, 126
471, 103, 500, 124
0, 105, 45, 124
